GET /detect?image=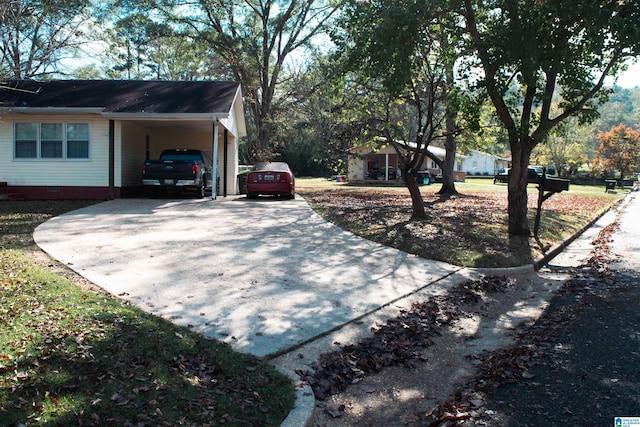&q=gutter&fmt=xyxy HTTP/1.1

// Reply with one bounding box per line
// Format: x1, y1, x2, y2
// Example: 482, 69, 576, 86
0, 107, 105, 115
100, 112, 229, 121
